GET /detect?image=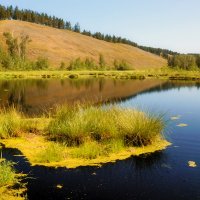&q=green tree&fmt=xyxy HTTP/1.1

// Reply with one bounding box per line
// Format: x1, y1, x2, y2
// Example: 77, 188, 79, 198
74, 23, 80, 33
99, 54, 106, 68
3, 32, 19, 58
196, 55, 200, 68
